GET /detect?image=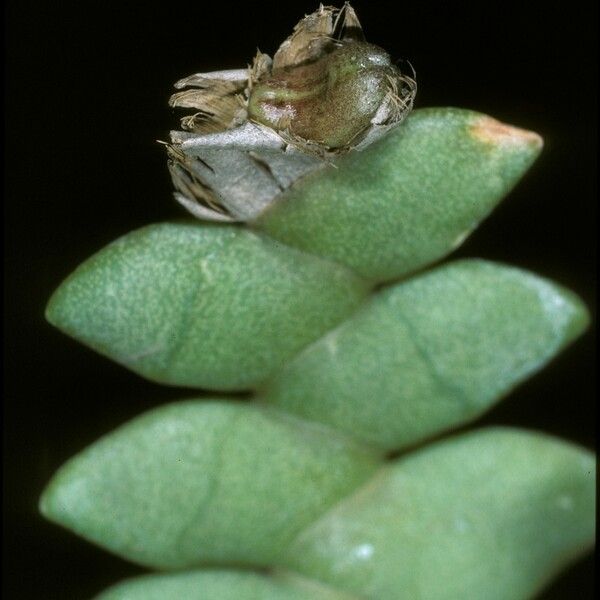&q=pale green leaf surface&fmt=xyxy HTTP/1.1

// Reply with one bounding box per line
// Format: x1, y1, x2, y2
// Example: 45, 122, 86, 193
255, 108, 543, 282
283, 428, 596, 600
263, 260, 589, 450
39, 401, 379, 569
45, 222, 368, 390
95, 570, 358, 600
